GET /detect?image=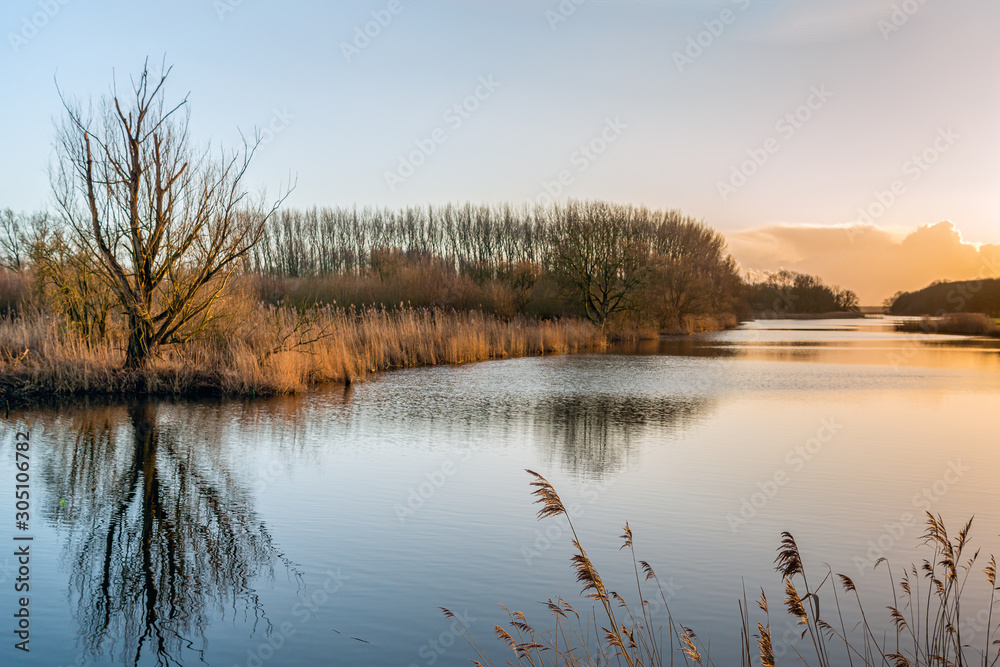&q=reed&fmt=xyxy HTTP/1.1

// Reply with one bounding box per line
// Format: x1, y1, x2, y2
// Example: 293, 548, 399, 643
451, 473, 1000, 666
446, 470, 702, 667
0, 304, 605, 400
750, 515, 999, 667
895, 313, 999, 337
